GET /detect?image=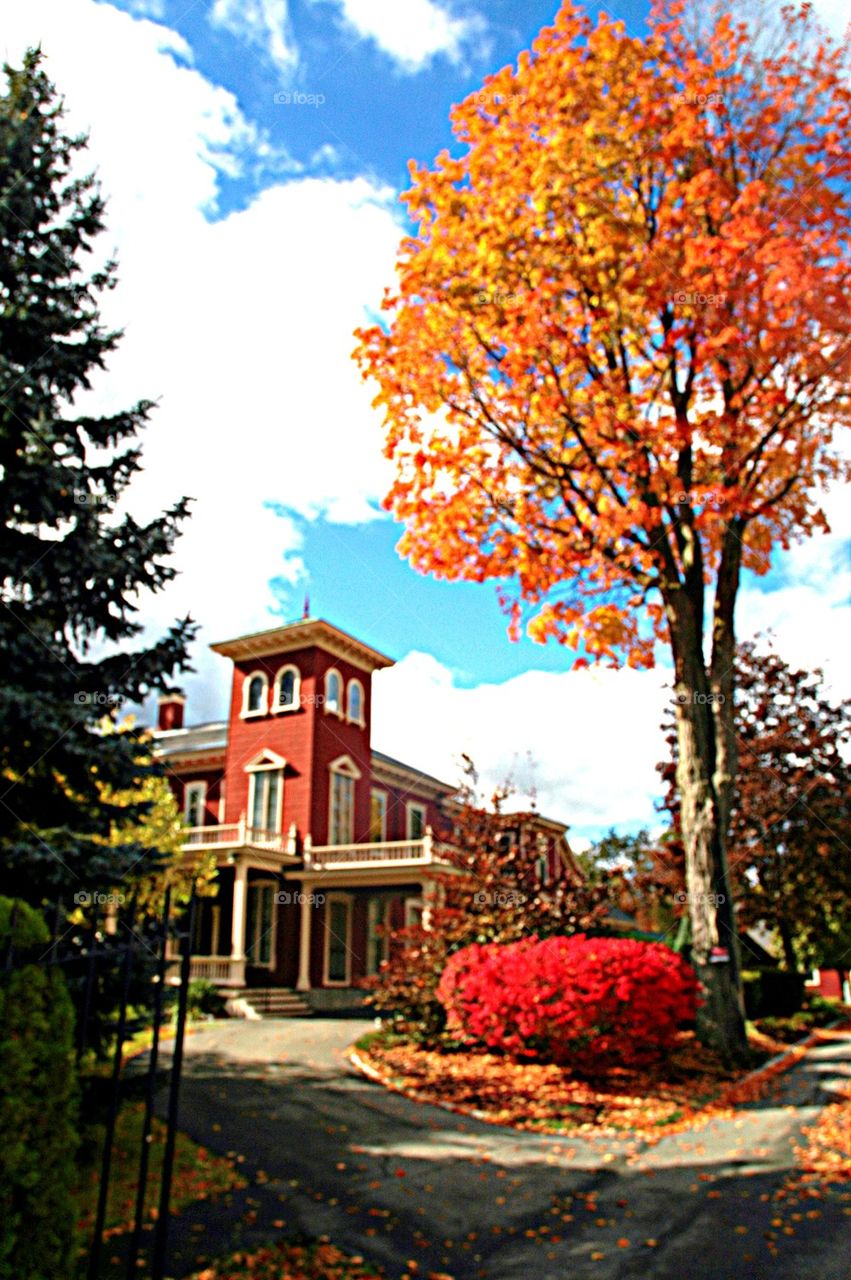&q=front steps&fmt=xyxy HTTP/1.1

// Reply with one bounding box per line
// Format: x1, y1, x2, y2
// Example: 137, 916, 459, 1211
226, 987, 313, 1020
